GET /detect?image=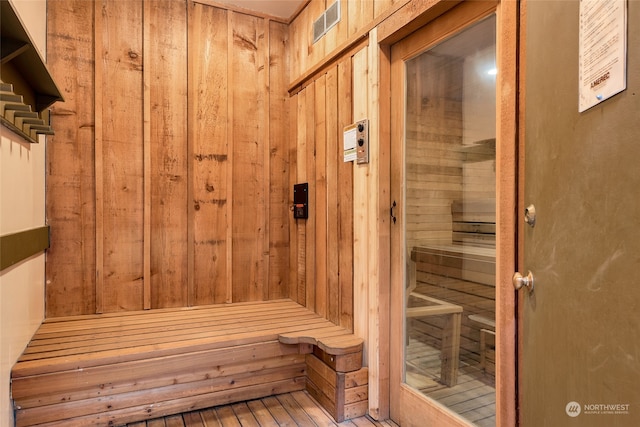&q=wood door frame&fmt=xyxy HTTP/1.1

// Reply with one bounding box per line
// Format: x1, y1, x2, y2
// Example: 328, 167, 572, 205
381, 1, 518, 425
